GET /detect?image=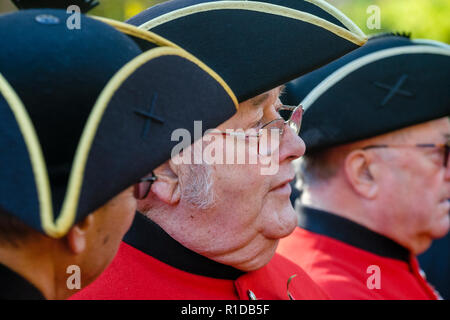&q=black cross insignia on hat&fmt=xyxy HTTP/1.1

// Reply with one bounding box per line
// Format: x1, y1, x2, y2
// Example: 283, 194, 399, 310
373, 74, 414, 107
134, 93, 165, 139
